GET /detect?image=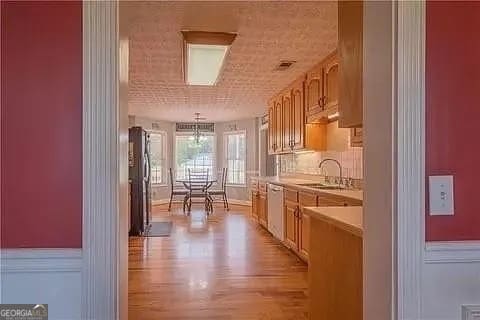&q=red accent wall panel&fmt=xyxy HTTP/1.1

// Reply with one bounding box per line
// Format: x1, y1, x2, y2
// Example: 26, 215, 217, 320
1, 1, 82, 248
426, 1, 480, 241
